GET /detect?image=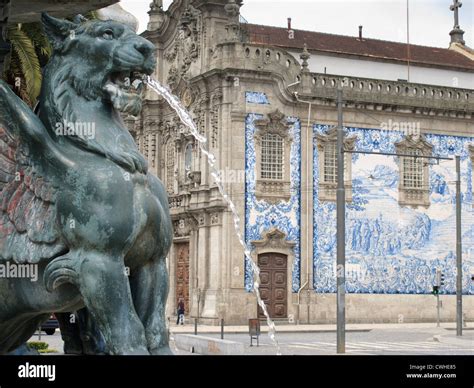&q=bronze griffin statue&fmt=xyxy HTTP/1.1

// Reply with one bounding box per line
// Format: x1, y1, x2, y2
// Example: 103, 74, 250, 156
0, 13, 173, 355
